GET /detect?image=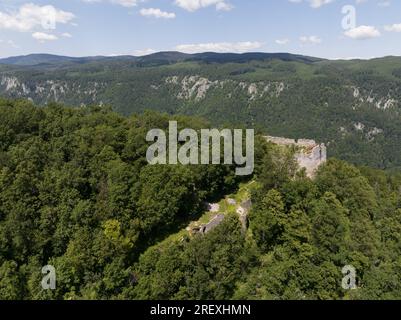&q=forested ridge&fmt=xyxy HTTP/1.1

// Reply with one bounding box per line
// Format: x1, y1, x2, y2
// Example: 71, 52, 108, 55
1, 53, 401, 170
0, 98, 400, 300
